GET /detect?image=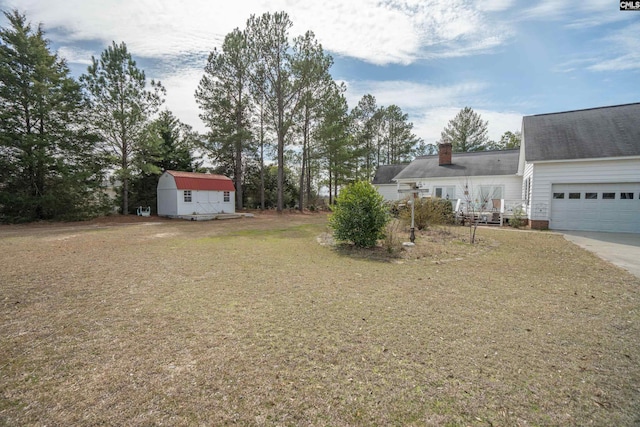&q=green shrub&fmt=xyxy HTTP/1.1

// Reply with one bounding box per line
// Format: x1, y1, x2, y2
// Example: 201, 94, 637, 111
329, 181, 390, 248
399, 197, 454, 230
509, 205, 526, 229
